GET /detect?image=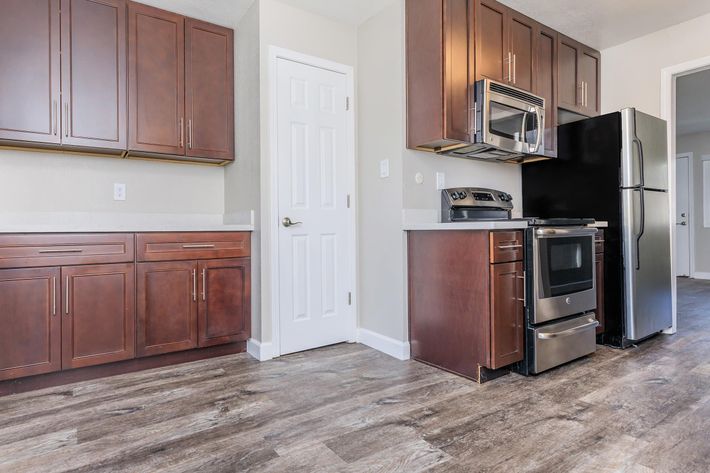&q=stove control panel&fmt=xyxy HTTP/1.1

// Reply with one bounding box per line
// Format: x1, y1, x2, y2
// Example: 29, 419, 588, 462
442, 187, 514, 209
